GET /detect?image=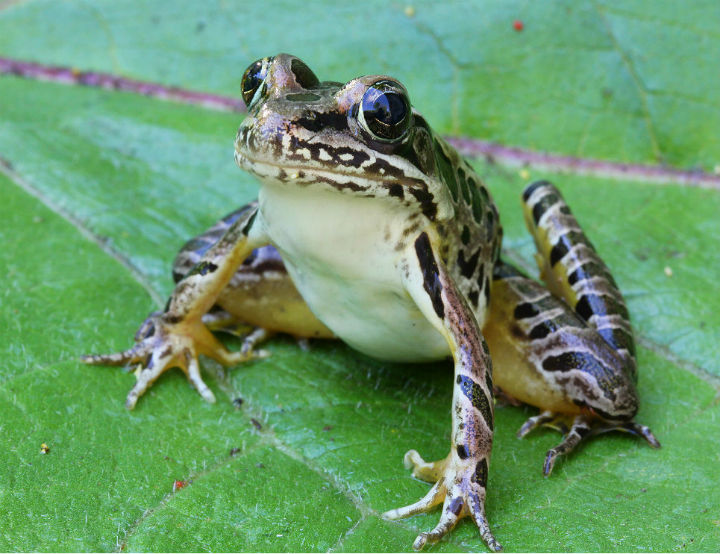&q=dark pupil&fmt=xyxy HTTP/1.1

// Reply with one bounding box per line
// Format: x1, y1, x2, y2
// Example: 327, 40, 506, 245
364, 92, 406, 126
241, 61, 266, 106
